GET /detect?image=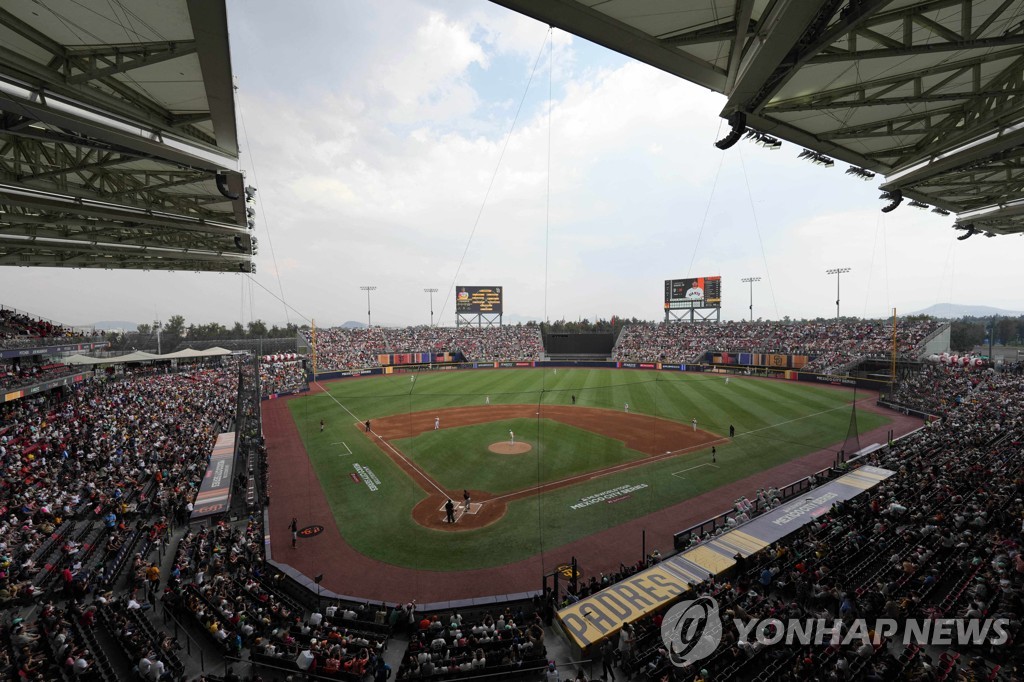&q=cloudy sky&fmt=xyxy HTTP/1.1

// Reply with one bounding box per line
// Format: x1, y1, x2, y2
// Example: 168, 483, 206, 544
2, 0, 1021, 328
